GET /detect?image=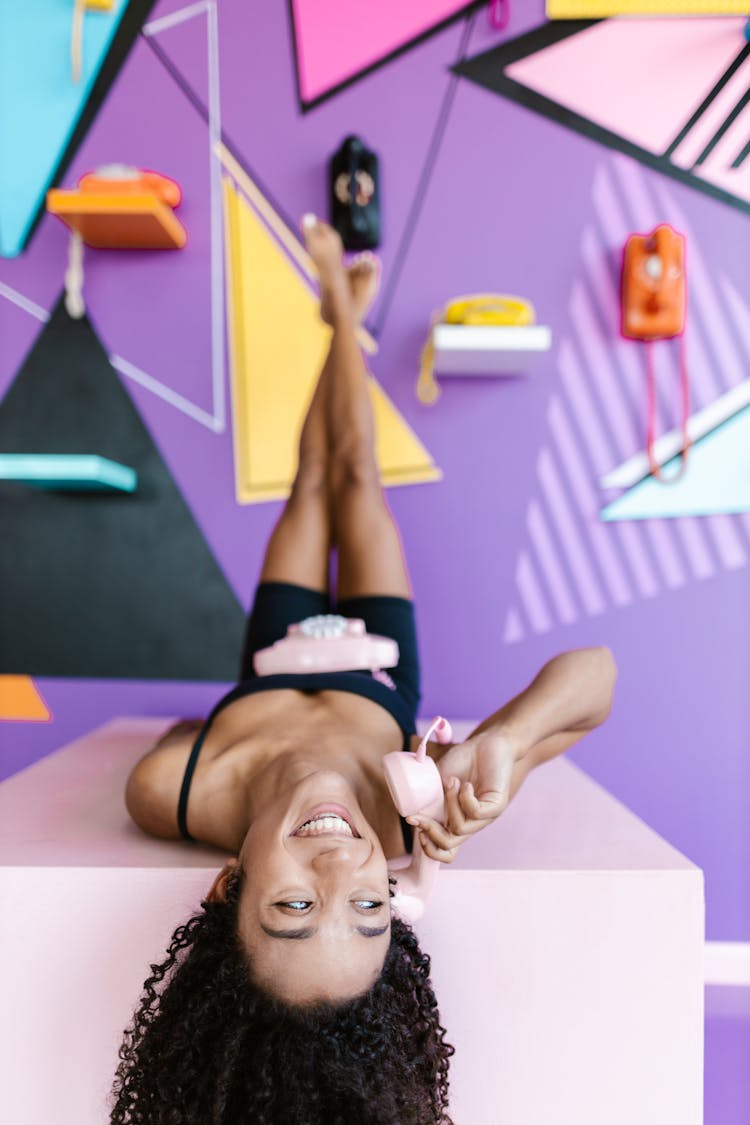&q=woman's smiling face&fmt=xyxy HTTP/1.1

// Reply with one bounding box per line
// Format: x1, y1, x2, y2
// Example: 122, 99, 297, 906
217, 769, 392, 1004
